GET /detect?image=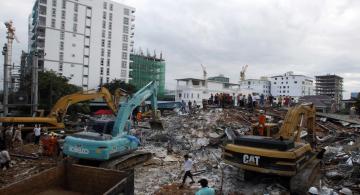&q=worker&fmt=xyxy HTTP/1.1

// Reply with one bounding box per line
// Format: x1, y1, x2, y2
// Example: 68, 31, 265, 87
136, 111, 142, 122
278, 96, 283, 107
260, 94, 265, 108
5, 126, 14, 150
180, 154, 195, 187
34, 124, 41, 145
0, 149, 11, 170
339, 187, 353, 195
308, 186, 319, 195
196, 179, 215, 195
188, 101, 192, 112
258, 110, 266, 136
12, 125, 23, 148
193, 100, 197, 110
